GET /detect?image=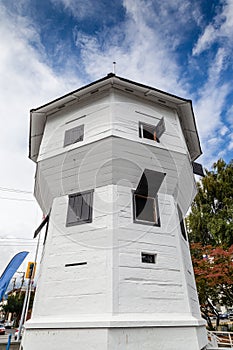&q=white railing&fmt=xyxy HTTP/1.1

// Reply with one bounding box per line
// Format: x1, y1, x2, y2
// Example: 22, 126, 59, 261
207, 331, 233, 348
